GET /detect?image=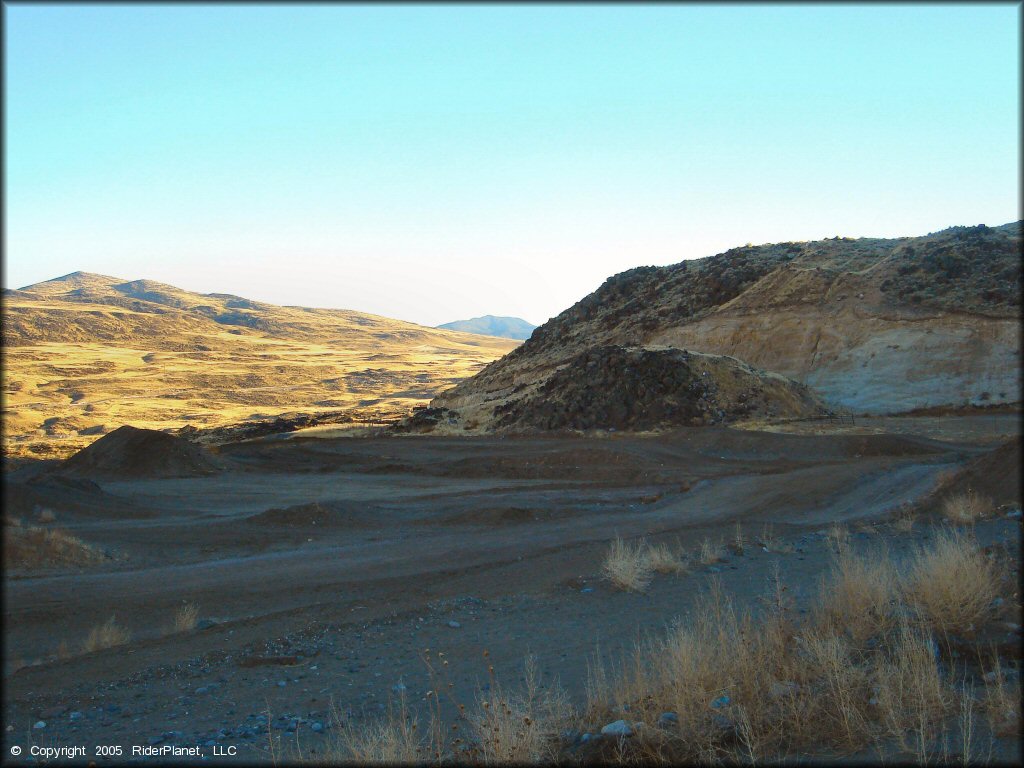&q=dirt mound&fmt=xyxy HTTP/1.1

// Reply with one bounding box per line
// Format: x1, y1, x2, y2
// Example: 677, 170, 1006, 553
937, 438, 1022, 509
243, 501, 374, 527
3, 522, 108, 571
437, 346, 823, 434
55, 426, 221, 480
3, 475, 155, 521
